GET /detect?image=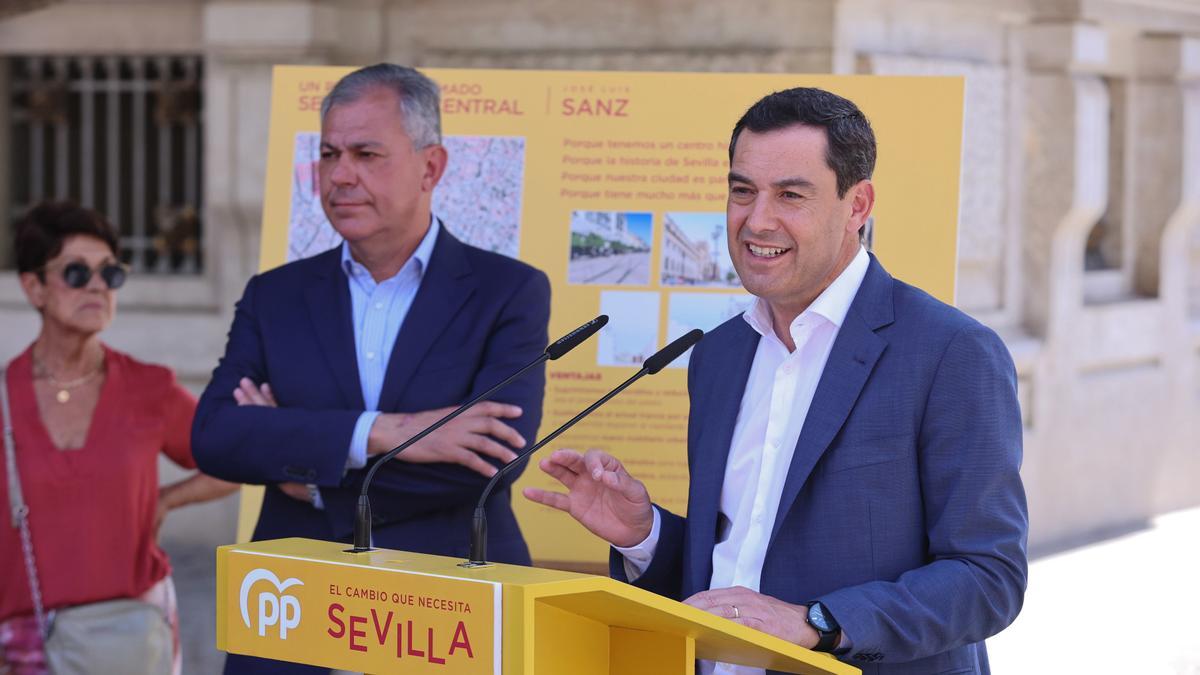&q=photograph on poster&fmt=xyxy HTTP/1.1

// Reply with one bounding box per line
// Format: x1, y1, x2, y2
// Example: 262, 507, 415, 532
287, 132, 526, 261
661, 212, 740, 288
665, 292, 755, 368
597, 290, 661, 367
567, 210, 653, 285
